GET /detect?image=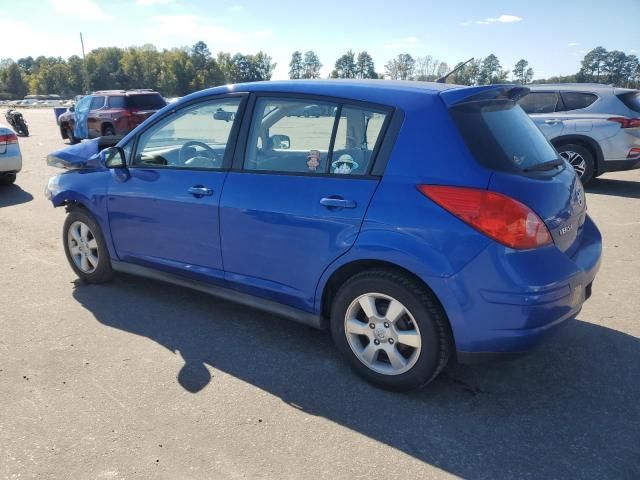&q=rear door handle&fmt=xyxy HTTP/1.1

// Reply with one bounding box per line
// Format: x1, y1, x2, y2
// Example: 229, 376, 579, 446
544, 119, 563, 124
188, 186, 213, 197
320, 197, 357, 209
